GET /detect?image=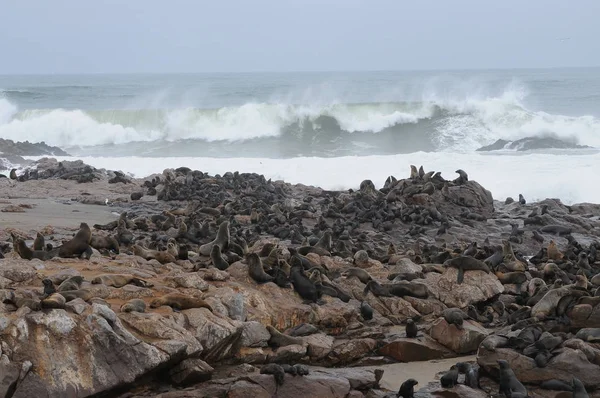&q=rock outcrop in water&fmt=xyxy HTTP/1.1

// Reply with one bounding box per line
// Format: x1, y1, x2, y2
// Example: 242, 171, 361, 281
476, 136, 593, 152
1, 159, 600, 397
0, 139, 70, 171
